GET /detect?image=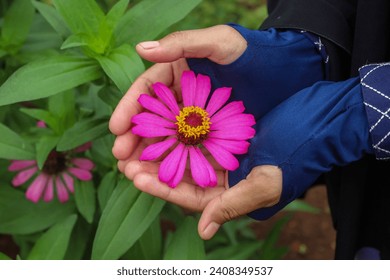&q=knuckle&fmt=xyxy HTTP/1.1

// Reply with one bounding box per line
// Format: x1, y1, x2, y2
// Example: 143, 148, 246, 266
136, 76, 154, 95
219, 196, 241, 221
210, 25, 247, 64
167, 30, 188, 42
